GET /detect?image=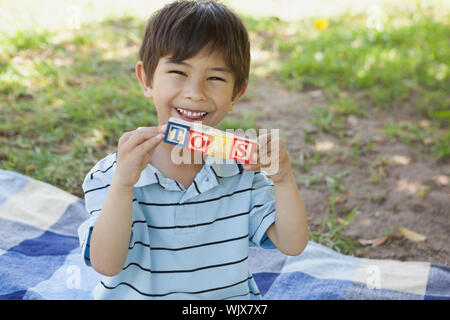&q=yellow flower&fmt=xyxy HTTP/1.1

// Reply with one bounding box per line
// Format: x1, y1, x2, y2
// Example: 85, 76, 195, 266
314, 19, 329, 30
